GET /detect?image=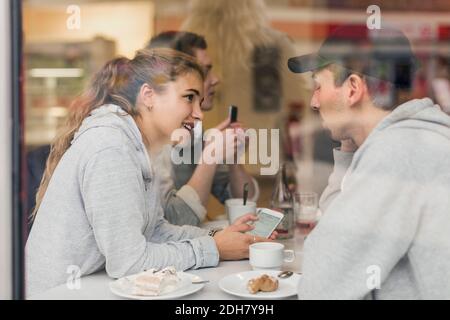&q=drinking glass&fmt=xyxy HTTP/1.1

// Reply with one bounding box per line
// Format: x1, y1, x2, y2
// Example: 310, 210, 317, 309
294, 192, 319, 234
